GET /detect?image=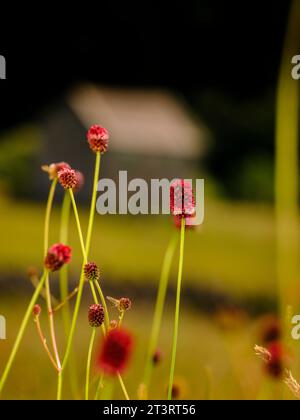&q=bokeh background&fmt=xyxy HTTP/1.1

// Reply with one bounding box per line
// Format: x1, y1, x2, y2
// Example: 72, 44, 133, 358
0, 0, 300, 399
